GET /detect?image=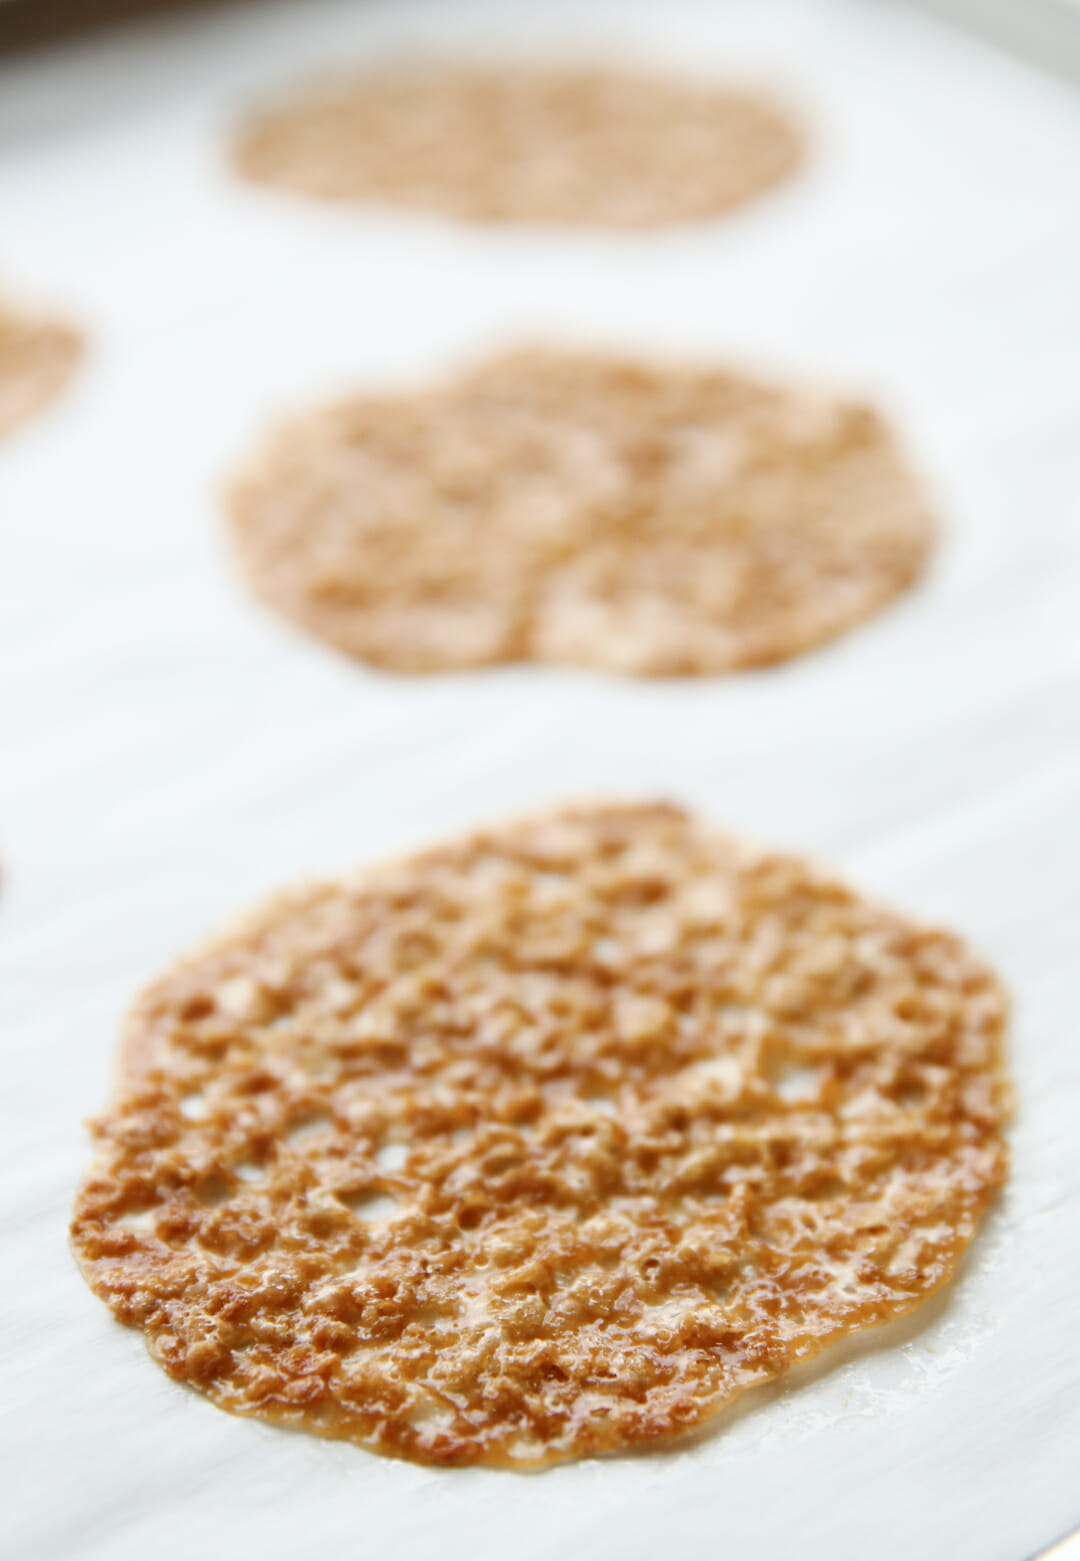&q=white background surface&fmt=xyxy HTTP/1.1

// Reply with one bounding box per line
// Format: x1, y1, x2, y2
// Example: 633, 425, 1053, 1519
2, 1, 1079, 1556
